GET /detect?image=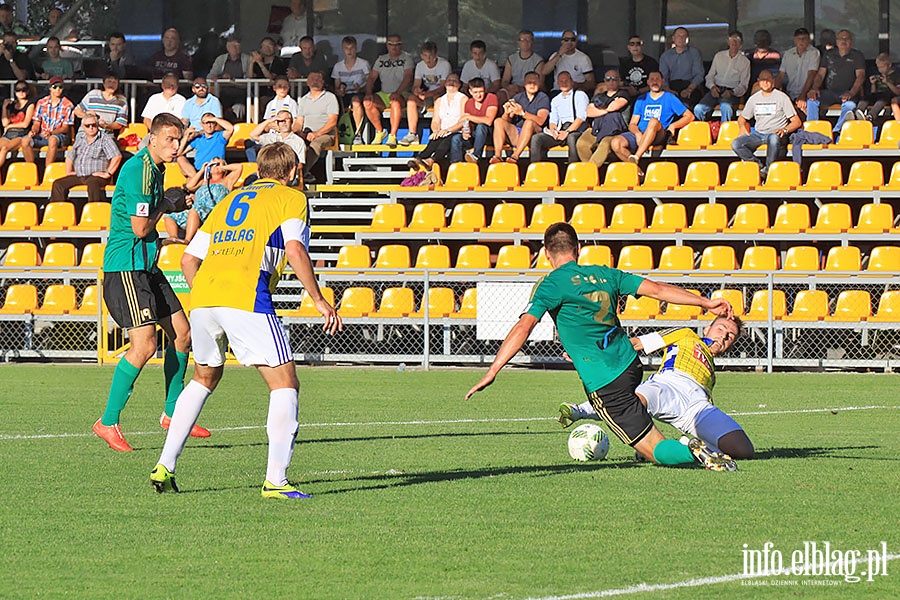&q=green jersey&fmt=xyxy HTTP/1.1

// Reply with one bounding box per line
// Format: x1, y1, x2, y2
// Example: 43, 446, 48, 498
103, 147, 163, 272
525, 260, 644, 392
